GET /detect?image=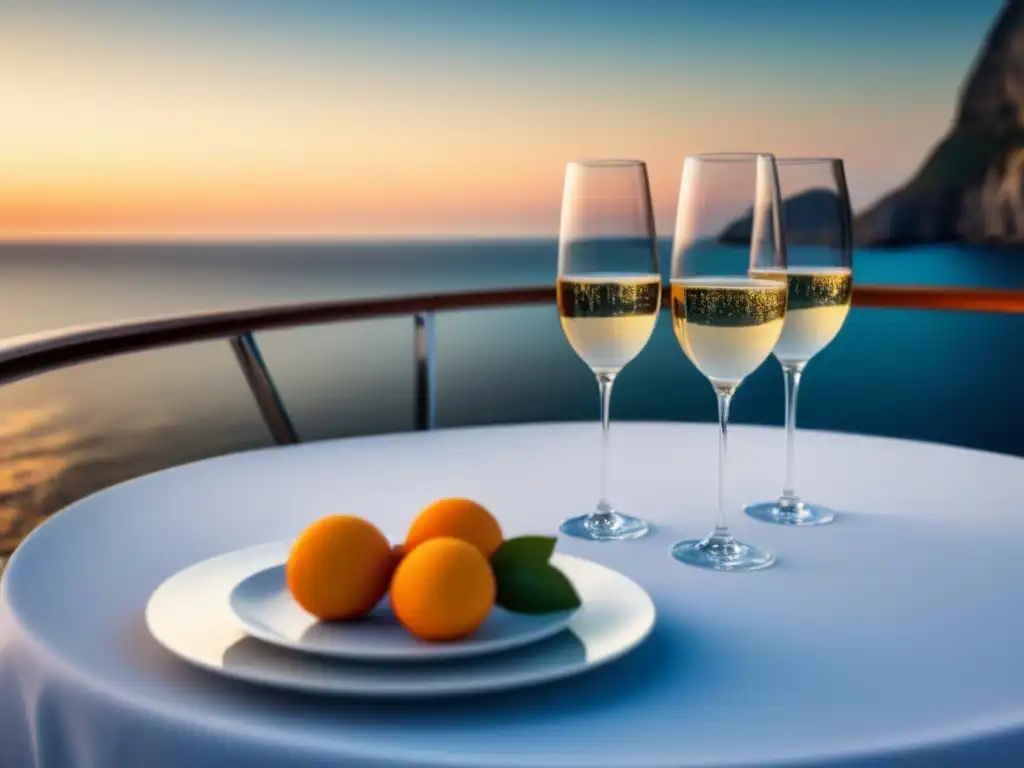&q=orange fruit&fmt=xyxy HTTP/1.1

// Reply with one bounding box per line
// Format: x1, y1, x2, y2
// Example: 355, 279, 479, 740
390, 536, 496, 641
390, 542, 406, 565
405, 498, 503, 559
286, 515, 393, 621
